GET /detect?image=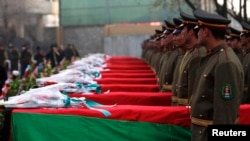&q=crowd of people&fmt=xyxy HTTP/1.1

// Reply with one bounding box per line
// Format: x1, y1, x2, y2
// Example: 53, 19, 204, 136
141, 9, 247, 141
0, 43, 80, 95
